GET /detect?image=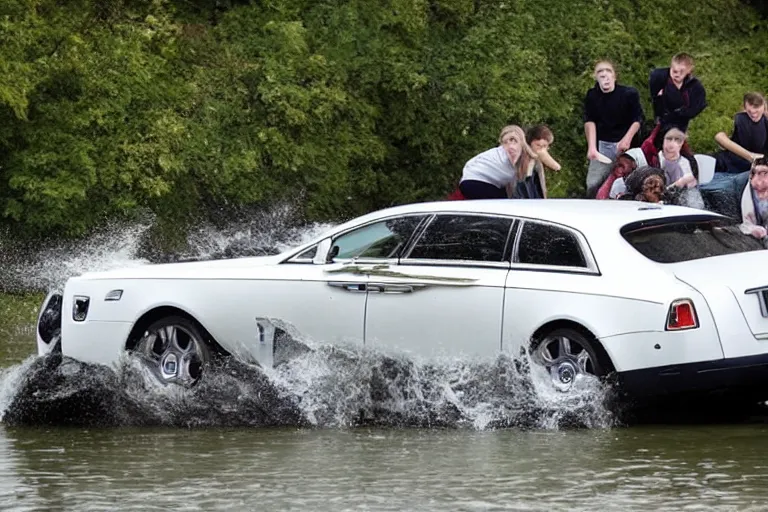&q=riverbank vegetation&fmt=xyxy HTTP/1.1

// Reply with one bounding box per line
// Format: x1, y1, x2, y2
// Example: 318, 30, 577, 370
1, 0, 767, 242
